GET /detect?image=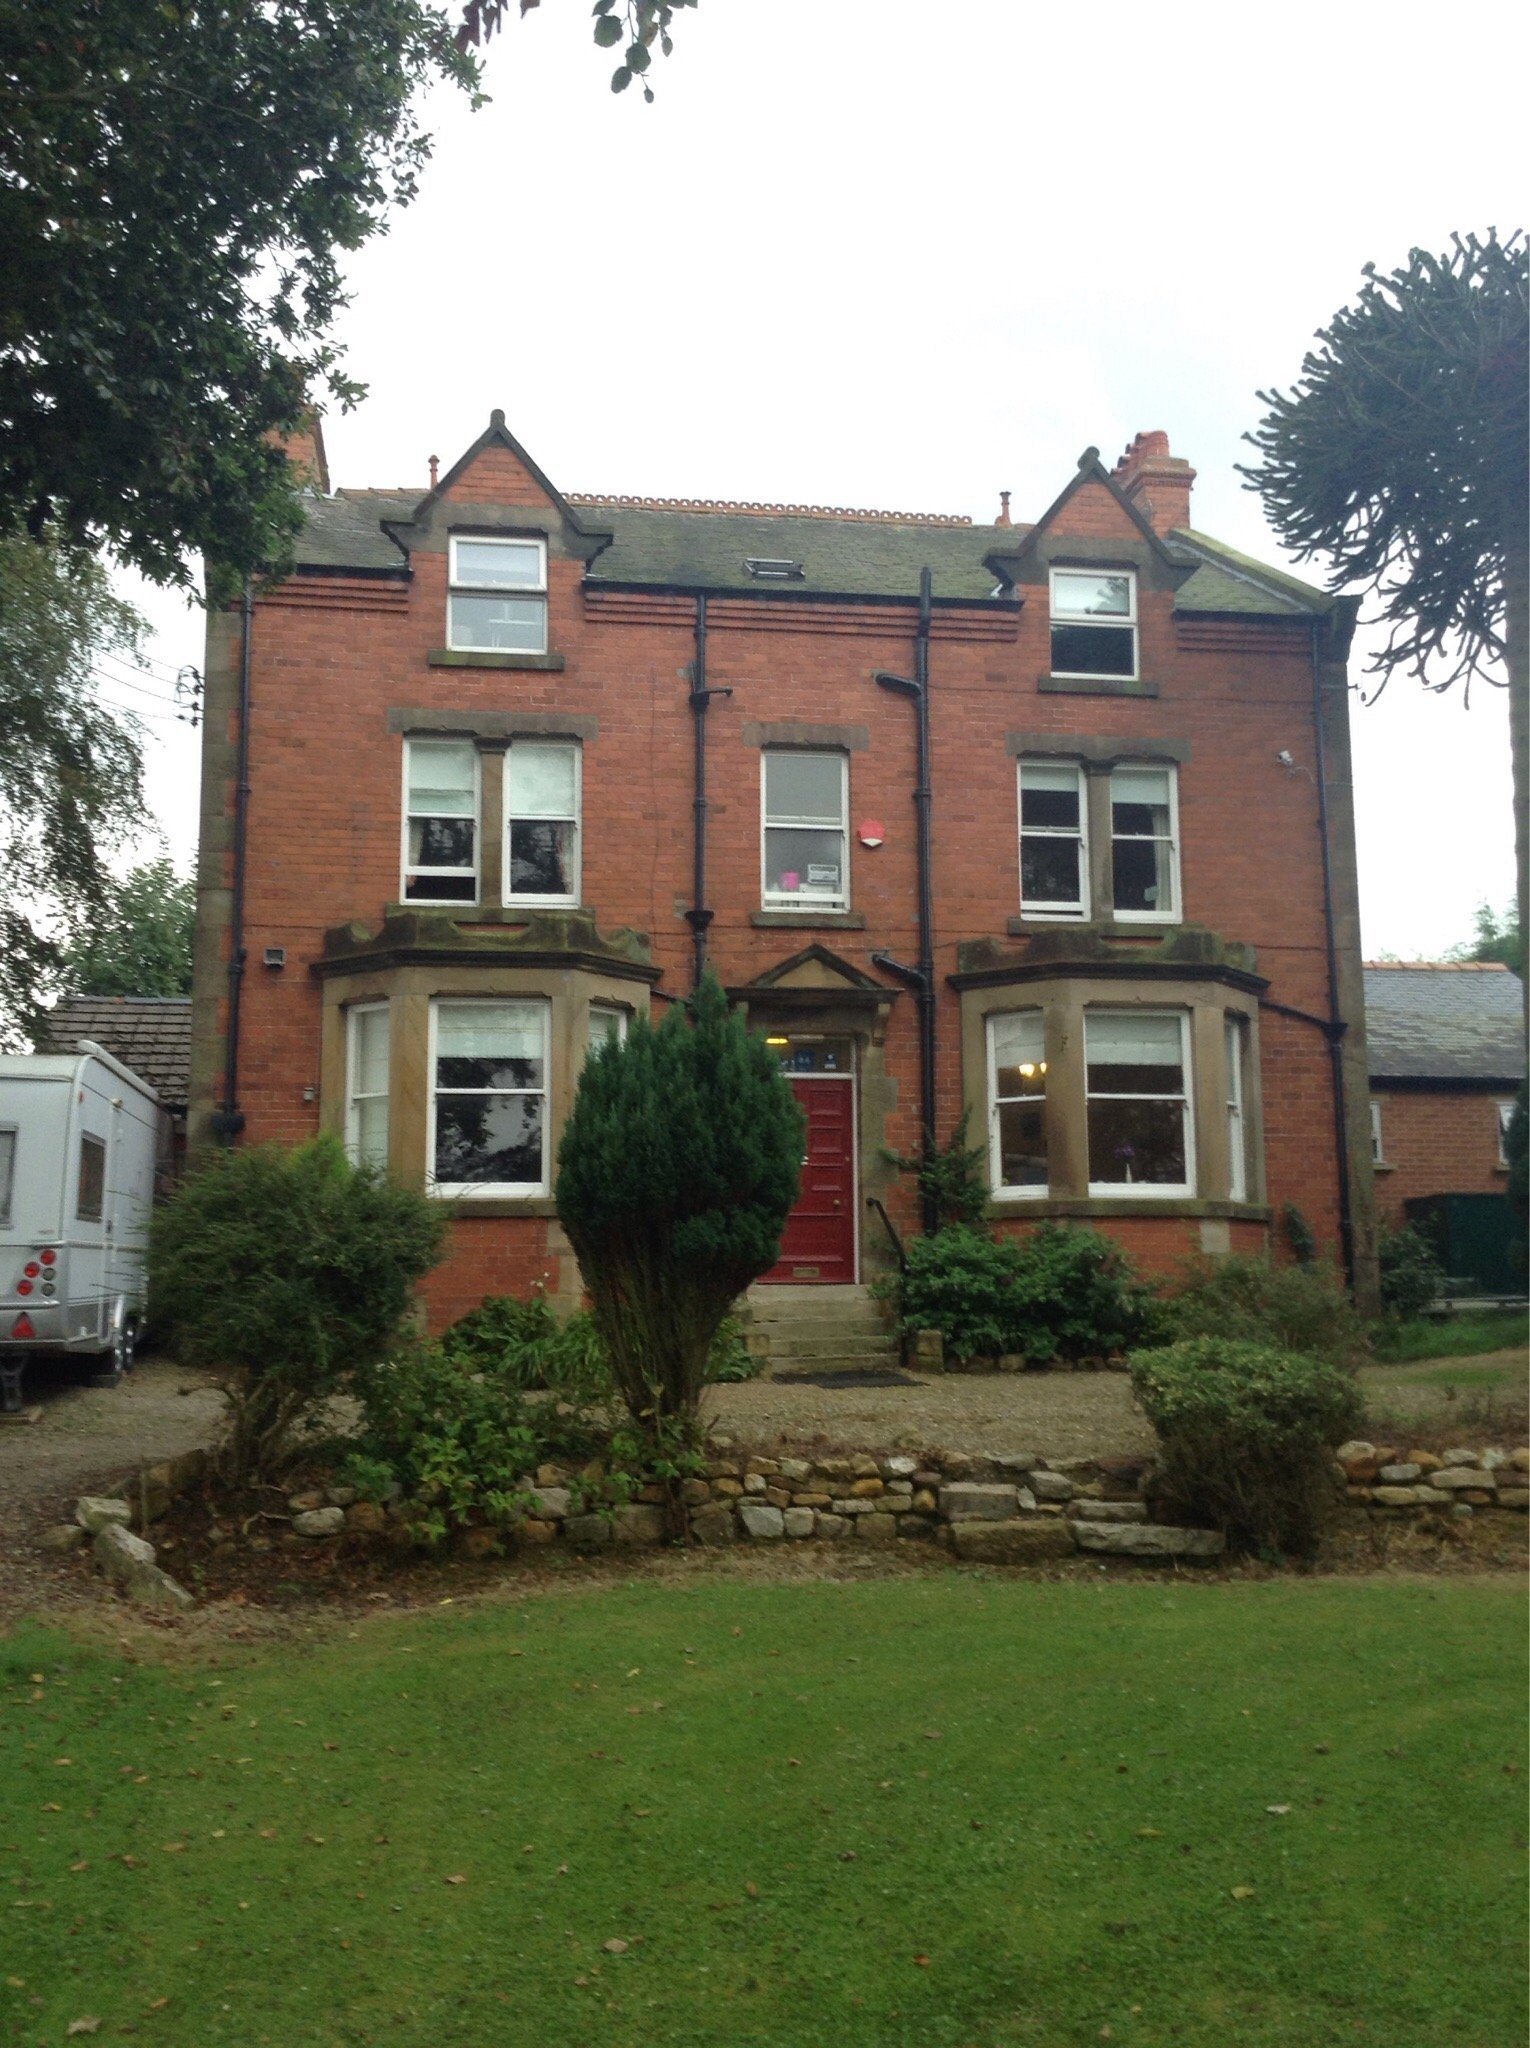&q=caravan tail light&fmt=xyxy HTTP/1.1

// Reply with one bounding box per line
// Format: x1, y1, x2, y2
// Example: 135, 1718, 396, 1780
15, 1281, 32, 1296
23, 1262, 38, 1278
11, 1314, 34, 1340
39, 1249, 56, 1267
